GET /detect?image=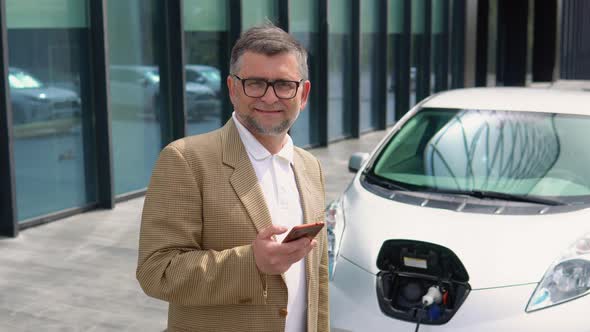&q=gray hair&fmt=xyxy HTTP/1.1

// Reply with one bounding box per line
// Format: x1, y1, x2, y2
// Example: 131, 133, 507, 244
229, 23, 309, 80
